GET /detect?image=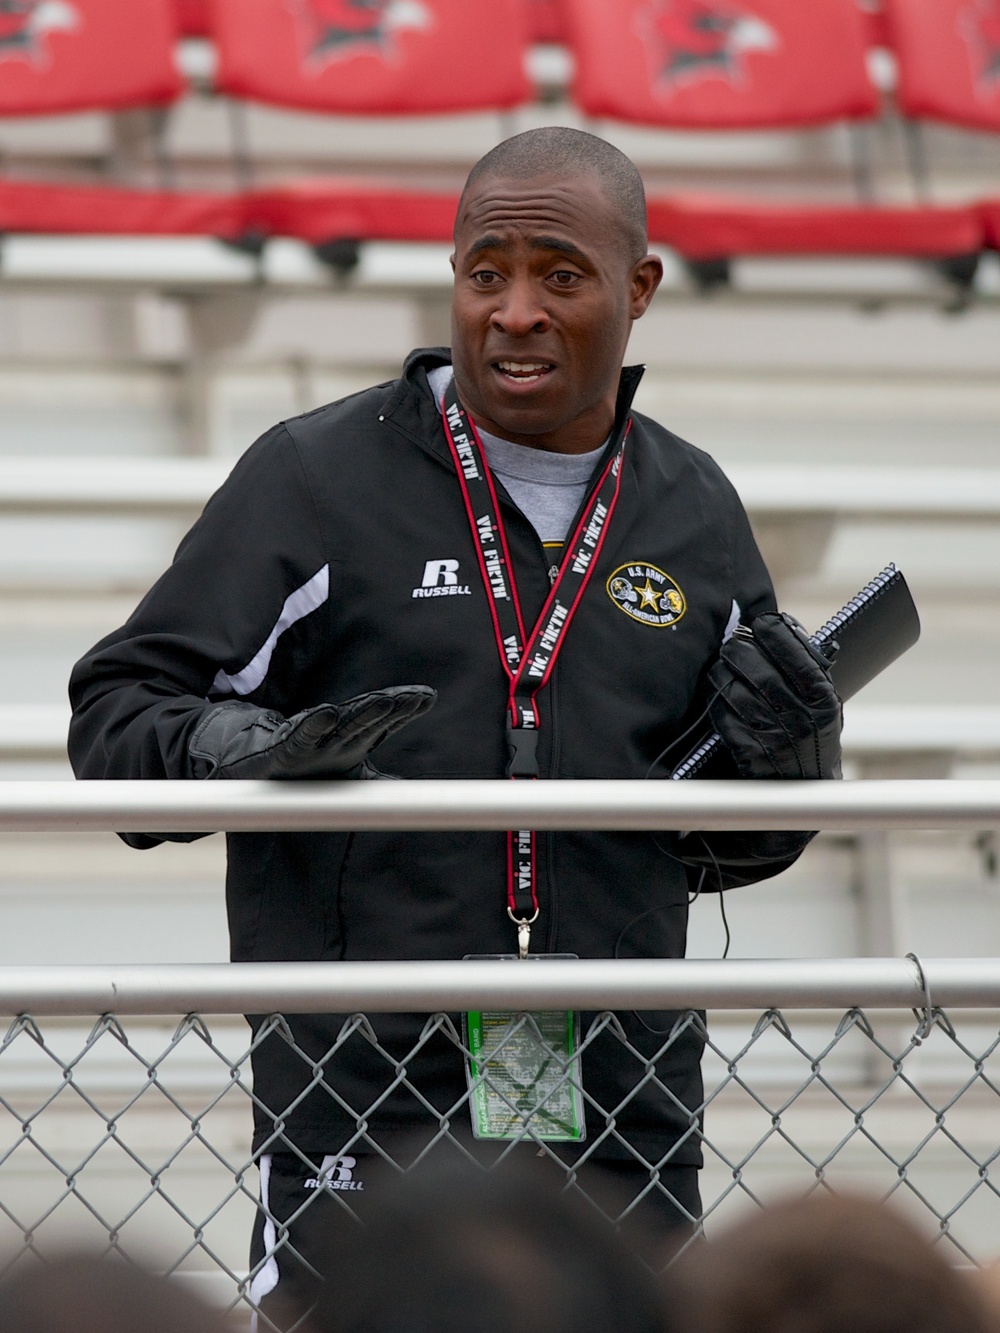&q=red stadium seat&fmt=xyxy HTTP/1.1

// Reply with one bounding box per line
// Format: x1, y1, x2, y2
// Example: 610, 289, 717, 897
857, 0, 892, 50
0, 0, 183, 116
528, 0, 569, 43
566, 0, 878, 128
210, 0, 532, 115
566, 1, 987, 273
981, 198, 1000, 247
885, 0, 1000, 133
246, 178, 459, 244
174, 0, 211, 36
0, 179, 247, 237
647, 192, 985, 258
